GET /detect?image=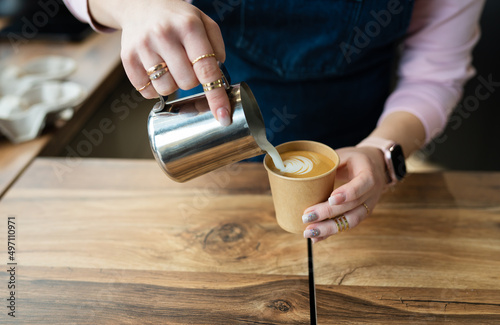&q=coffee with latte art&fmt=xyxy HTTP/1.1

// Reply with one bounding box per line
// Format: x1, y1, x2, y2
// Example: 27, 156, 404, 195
269, 150, 336, 178
264, 141, 340, 234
